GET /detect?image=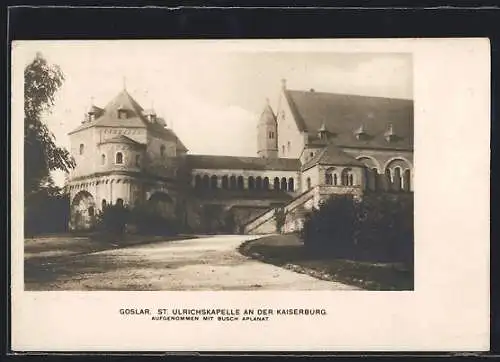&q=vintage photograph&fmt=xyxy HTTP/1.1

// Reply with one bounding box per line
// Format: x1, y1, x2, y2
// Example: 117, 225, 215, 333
22, 41, 414, 292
